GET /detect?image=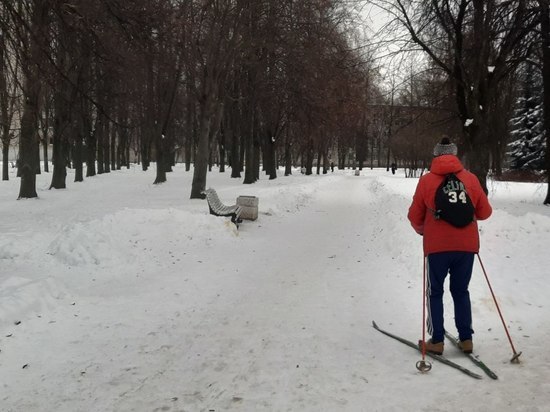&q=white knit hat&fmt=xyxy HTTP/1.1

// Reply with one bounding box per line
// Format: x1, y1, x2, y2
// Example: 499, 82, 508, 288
433, 137, 457, 156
